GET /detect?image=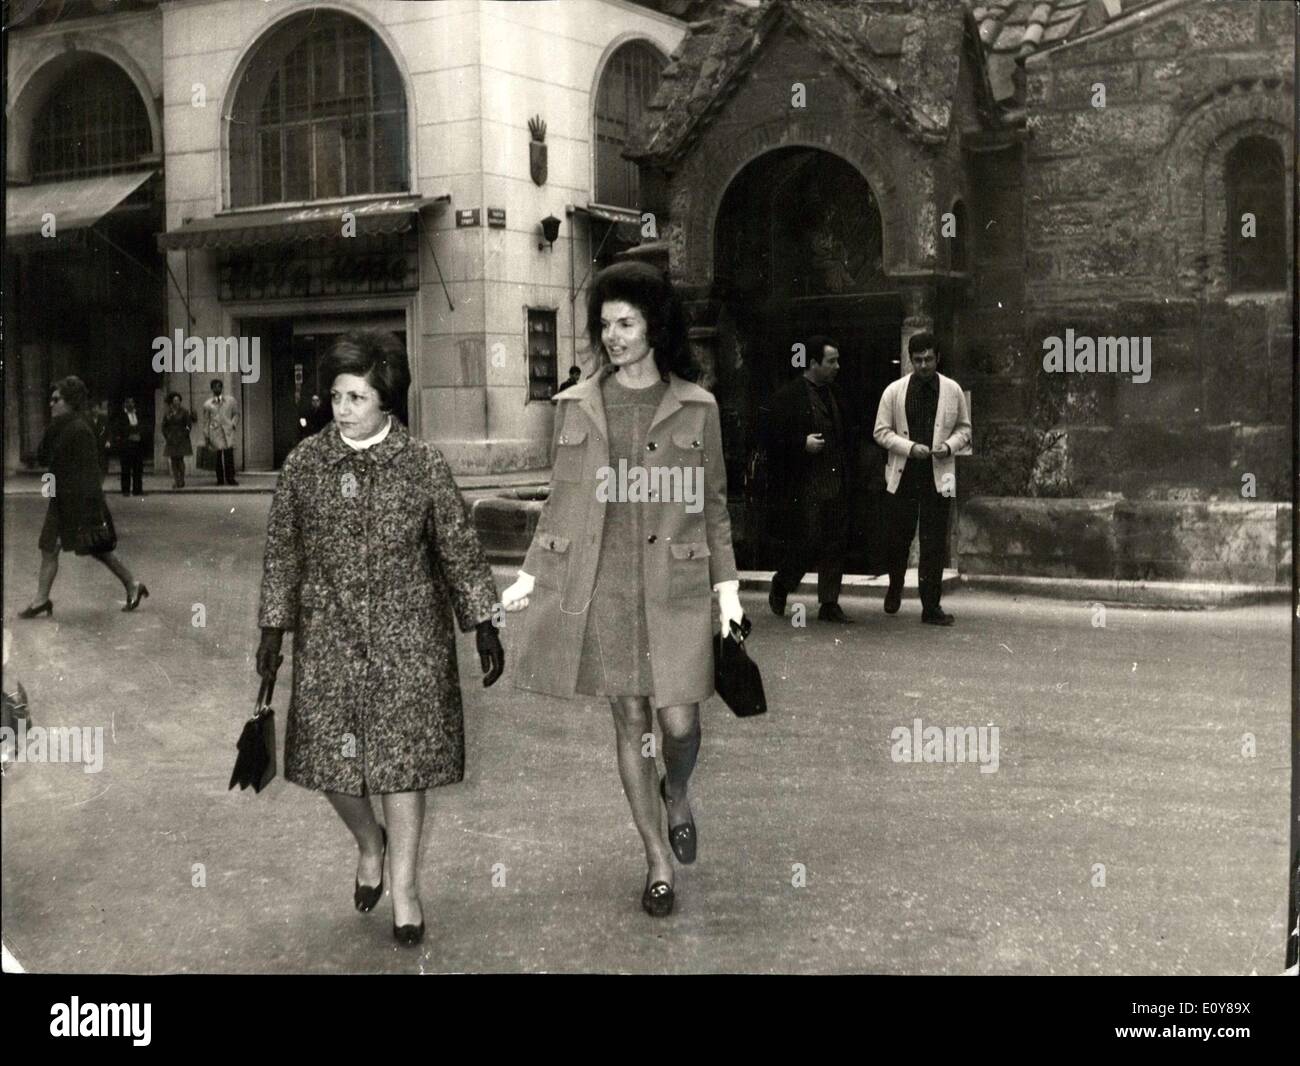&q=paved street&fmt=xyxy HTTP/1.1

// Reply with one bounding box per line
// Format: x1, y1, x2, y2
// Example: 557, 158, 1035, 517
1, 492, 1291, 974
